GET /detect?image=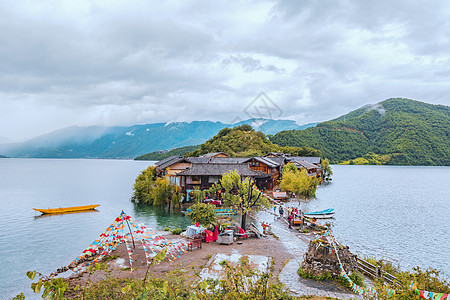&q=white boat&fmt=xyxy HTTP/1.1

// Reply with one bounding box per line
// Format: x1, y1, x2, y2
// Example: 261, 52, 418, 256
304, 212, 335, 219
